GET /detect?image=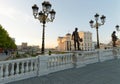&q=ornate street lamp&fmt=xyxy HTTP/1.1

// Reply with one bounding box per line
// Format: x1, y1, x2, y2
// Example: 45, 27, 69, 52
116, 25, 120, 31
89, 13, 106, 49
32, 1, 56, 54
